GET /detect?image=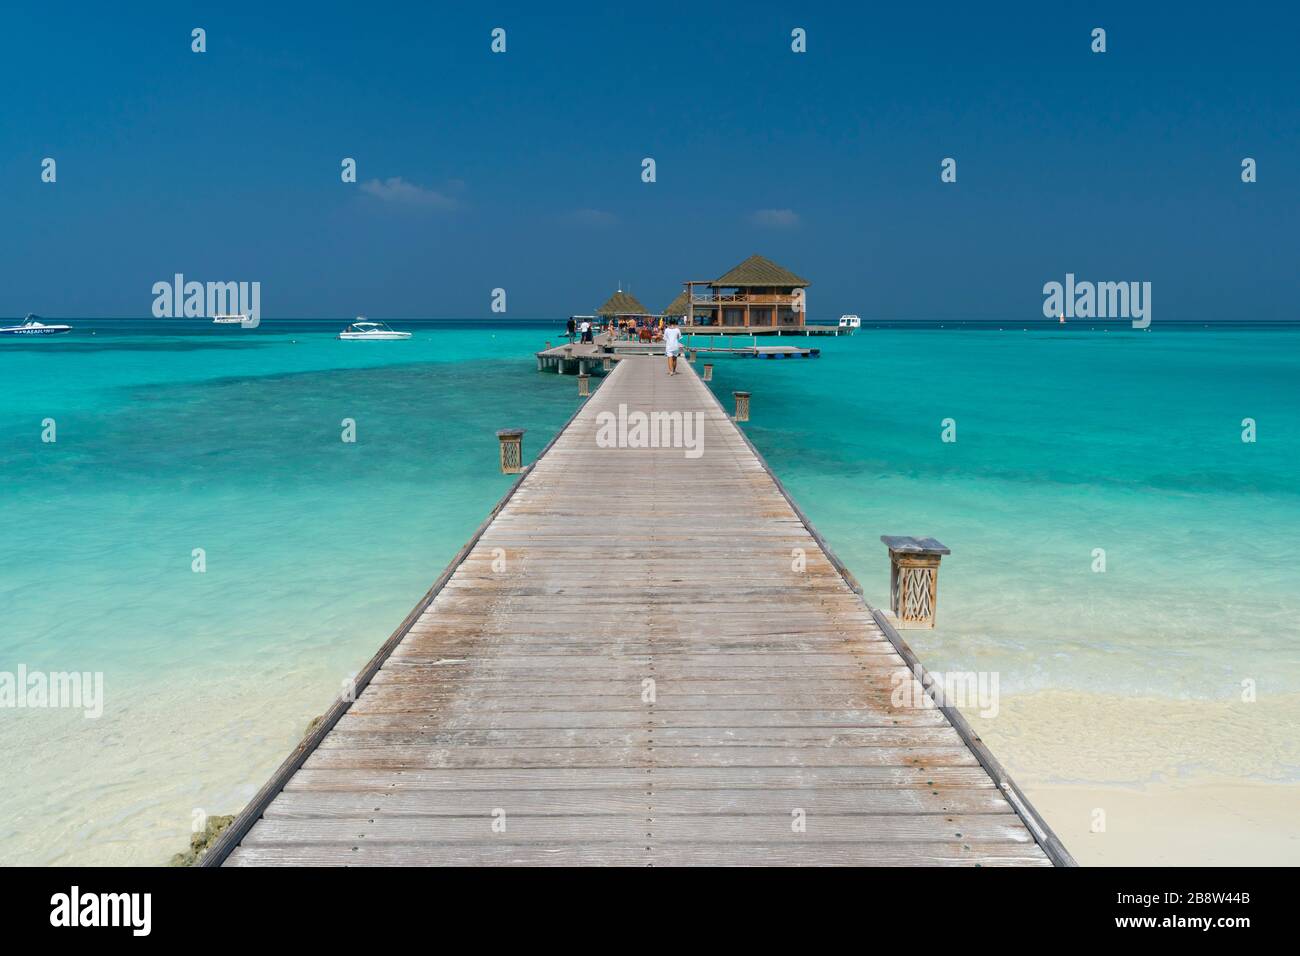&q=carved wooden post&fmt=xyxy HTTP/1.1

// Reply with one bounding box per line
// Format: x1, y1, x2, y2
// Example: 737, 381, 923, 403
688, 348, 697, 364
496, 428, 525, 475
880, 536, 951, 628
602, 356, 613, 371
703, 363, 713, 381
577, 373, 590, 397
732, 390, 750, 422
